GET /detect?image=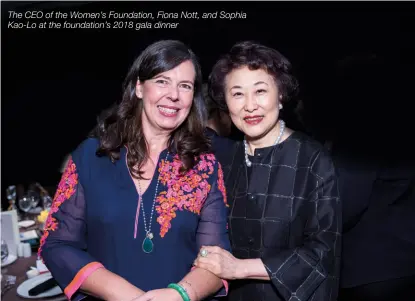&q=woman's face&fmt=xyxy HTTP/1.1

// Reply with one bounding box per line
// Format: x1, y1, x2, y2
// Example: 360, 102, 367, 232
224, 66, 281, 140
136, 60, 195, 134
